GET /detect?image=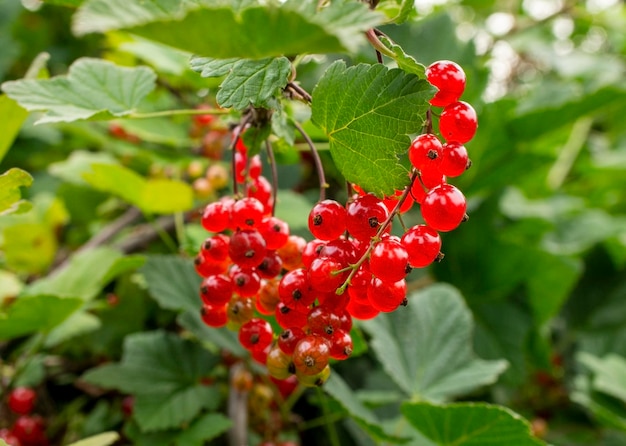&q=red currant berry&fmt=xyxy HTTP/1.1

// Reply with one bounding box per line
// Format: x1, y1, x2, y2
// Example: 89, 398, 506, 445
251, 343, 270, 365
307, 257, 346, 293
383, 190, 414, 214
8, 387, 36, 415
270, 375, 298, 399
419, 167, 446, 190
275, 302, 309, 330
278, 327, 307, 355
301, 239, 326, 268
194, 253, 229, 277
277, 235, 306, 271
346, 298, 379, 320
229, 266, 261, 297
367, 277, 407, 312
256, 279, 280, 315
292, 335, 330, 376
238, 318, 273, 351
232, 197, 265, 229
408, 134, 443, 171
249, 154, 262, 179
234, 151, 247, 183
308, 306, 342, 338
278, 269, 316, 311
439, 101, 477, 143
200, 275, 233, 306
201, 201, 231, 233
201, 303, 228, 327
266, 344, 294, 380
369, 239, 409, 283
200, 234, 230, 262
247, 175, 272, 210
260, 216, 290, 250
226, 297, 255, 325
308, 200, 347, 241
12, 415, 46, 446
426, 60, 466, 107
229, 229, 267, 268
421, 184, 467, 232
0, 428, 21, 446
318, 238, 357, 266
329, 329, 353, 360
440, 142, 470, 177
401, 225, 442, 268
257, 251, 283, 279
346, 194, 389, 241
